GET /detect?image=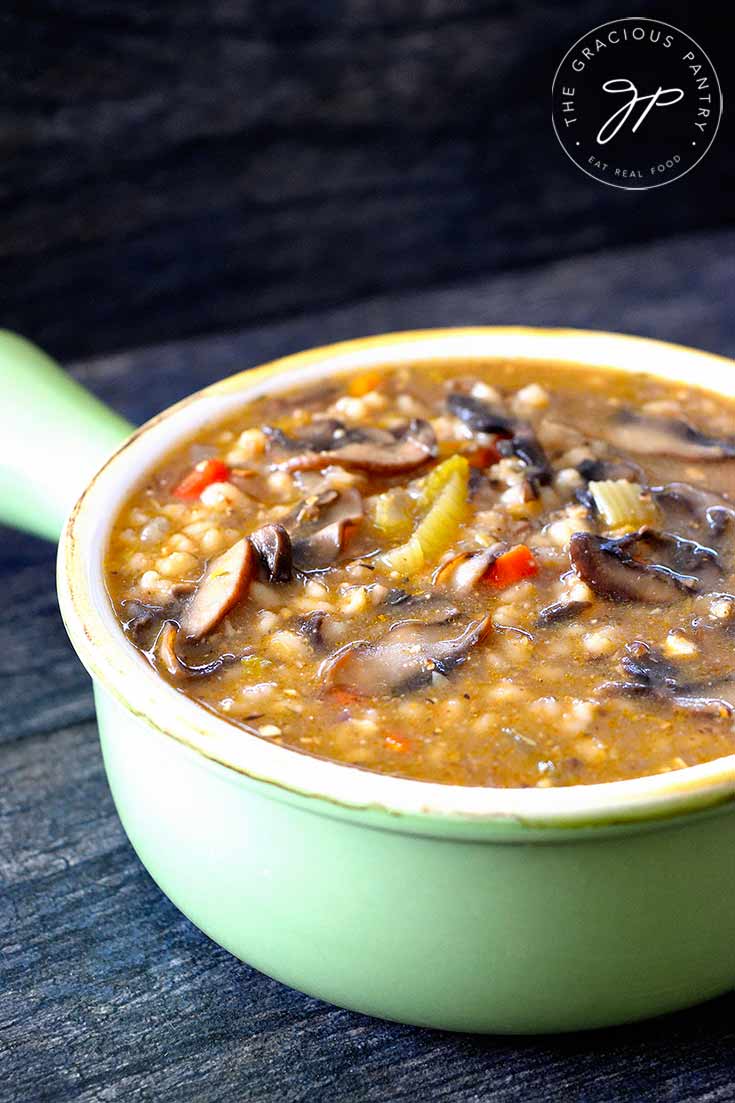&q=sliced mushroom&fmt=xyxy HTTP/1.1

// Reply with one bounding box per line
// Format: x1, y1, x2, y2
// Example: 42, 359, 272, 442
382, 587, 412, 606
536, 598, 591, 626
265, 418, 348, 453
170, 581, 198, 599
577, 457, 643, 483
446, 393, 514, 435
153, 621, 242, 680
519, 476, 543, 502
289, 487, 364, 570
433, 544, 505, 591
380, 589, 460, 623
389, 608, 461, 631
179, 537, 256, 641
287, 488, 339, 527
600, 645, 683, 701
600, 641, 735, 717
122, 599, 167, 644
250, 523, 293, 583
498, 426, 552, 488
468, 467, 490, 497
279, 419, 436, 475
569, 532, 691, 603
156, 621, 182, 678
296, 610, 328, 651
632, 529, 722, 589
669, 686, 735, 717
603, 410, 735, 460
652, 482, 735, 537
574, 486, 597, 517
321, 615, 492, 695
620, 641, 679, 692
